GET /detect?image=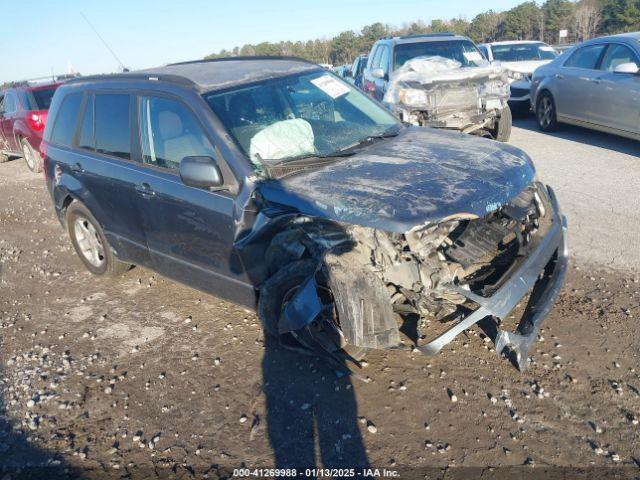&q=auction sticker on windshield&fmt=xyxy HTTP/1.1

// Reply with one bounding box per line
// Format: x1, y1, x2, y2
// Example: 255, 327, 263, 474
311, 75, 350, 99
